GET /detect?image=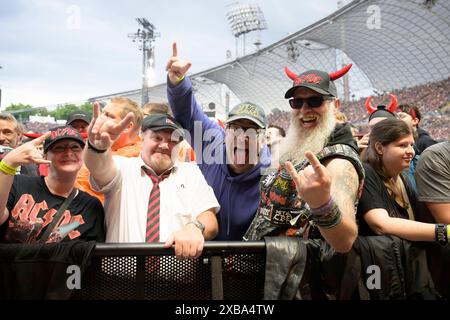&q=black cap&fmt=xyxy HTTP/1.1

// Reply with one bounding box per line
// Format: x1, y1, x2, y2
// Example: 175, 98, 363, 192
44, 126, 85, 153
285, 69, 337, 98
225, 102, 267, 129
141, 114, 185, 140
66, 111, 90, 126
368, 106, 397, 121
